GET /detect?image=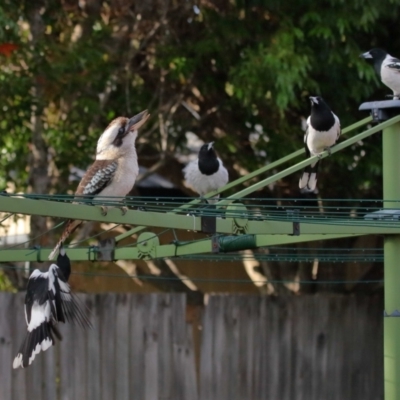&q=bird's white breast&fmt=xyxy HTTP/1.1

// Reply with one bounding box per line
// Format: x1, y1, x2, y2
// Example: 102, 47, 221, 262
98, 152, 138, 198
306, 116, 340, 156
184, 158, 229, 196
382, 57, 400, 96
